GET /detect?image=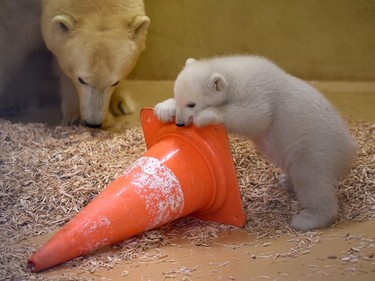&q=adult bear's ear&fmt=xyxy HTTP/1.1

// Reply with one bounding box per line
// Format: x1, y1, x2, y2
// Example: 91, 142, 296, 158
131, 15, 150, 40
185, 58, 196, 66
52, 15, 75, 34
210, 73, 228, 92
